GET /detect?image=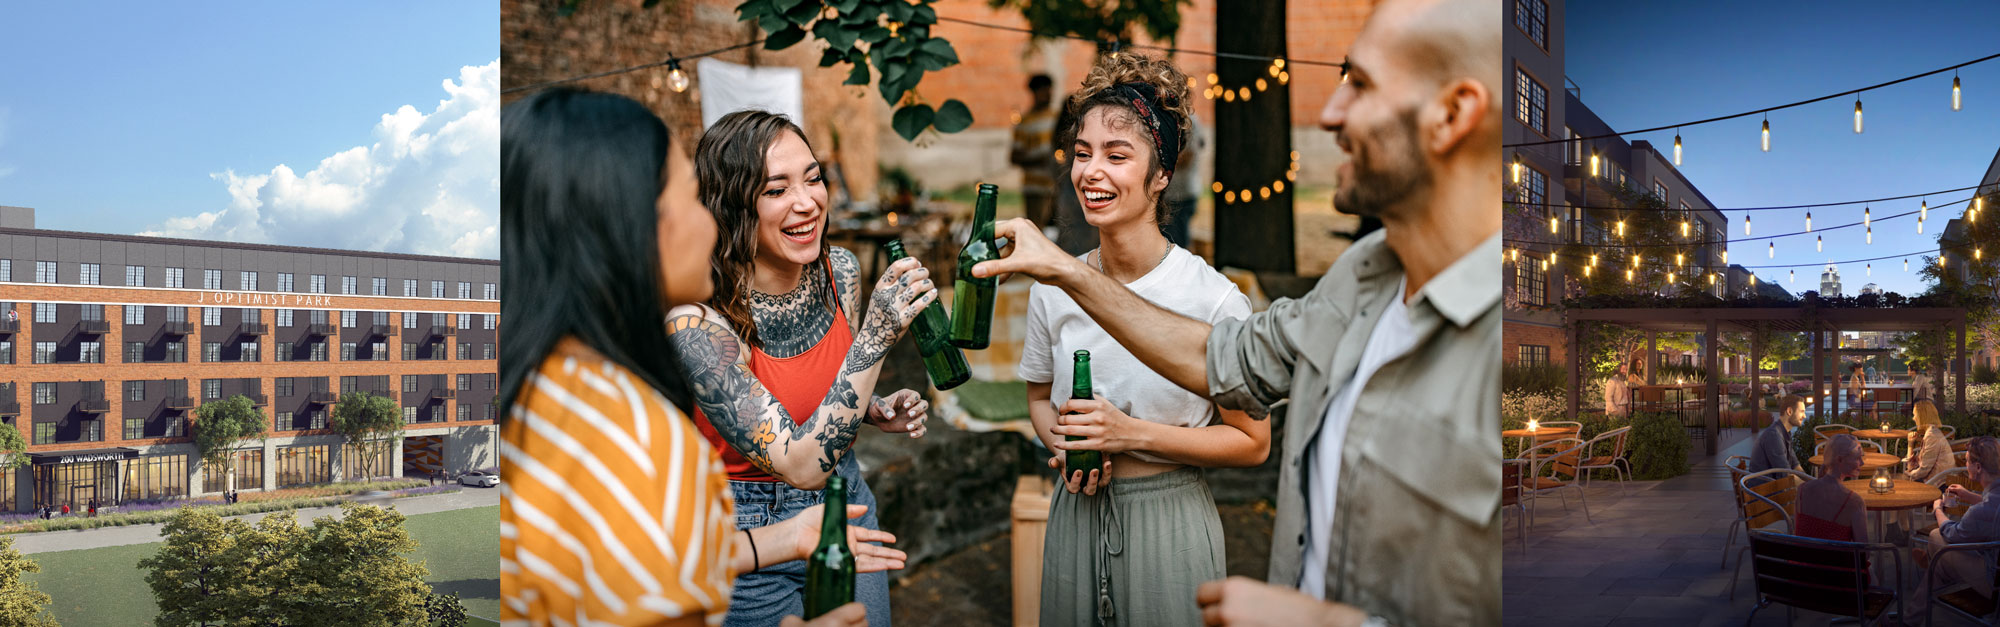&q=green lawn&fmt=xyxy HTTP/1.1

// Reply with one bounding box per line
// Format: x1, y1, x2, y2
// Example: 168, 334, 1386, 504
22, 505, 500, 626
